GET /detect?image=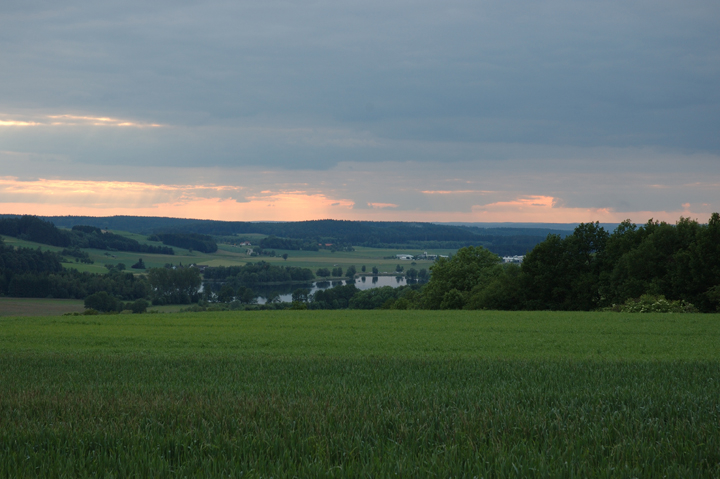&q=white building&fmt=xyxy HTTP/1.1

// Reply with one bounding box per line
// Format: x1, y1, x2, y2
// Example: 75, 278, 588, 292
502, 255, 525, 263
